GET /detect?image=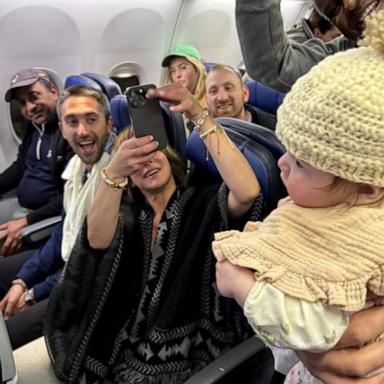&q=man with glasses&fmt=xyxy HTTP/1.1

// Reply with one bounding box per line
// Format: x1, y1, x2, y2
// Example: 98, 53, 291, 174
0, 68, 73, 256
